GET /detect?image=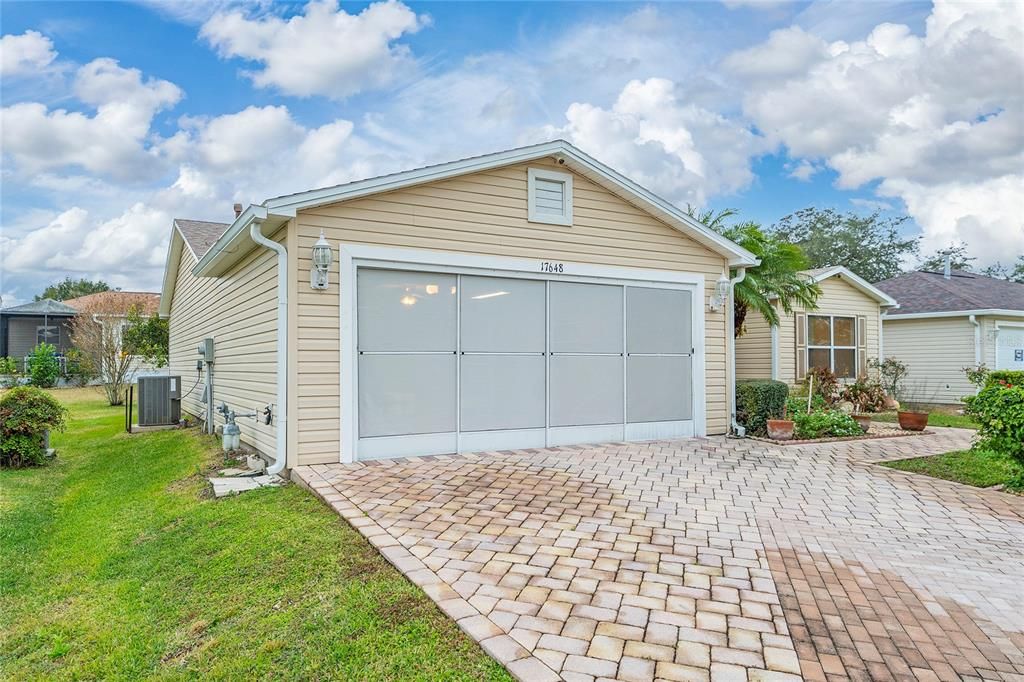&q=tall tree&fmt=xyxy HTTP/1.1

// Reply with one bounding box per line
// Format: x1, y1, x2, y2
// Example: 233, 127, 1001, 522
918, 244, 975, 272
687, 206, 820, 337
36, 277, 110, 301
772, 208, 918, 283
981, 256, 1024, 283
